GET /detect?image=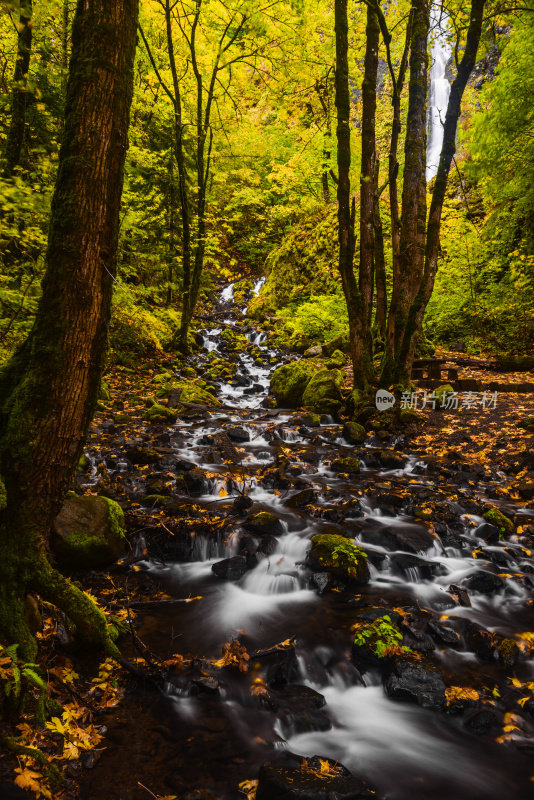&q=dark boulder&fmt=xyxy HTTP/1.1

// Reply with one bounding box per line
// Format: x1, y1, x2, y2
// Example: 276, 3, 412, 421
462, 569, 504, 594
211, 556, 248, 581
256, 752, 376, 800
384, 656, 446, 710
226, 426, 250, 443
362, 524, 436, 554
244, 511, 285, 537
